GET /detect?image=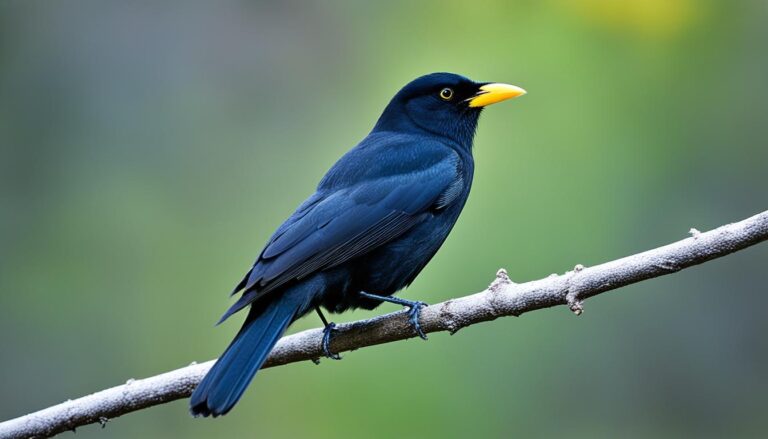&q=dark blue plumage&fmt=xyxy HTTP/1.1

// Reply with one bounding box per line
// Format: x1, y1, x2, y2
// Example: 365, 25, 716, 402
190, 72, 525, 417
